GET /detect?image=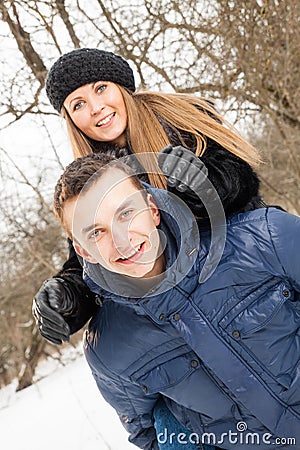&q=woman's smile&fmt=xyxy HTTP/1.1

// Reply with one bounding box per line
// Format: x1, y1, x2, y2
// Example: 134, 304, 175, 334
96, 112, 116, 127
